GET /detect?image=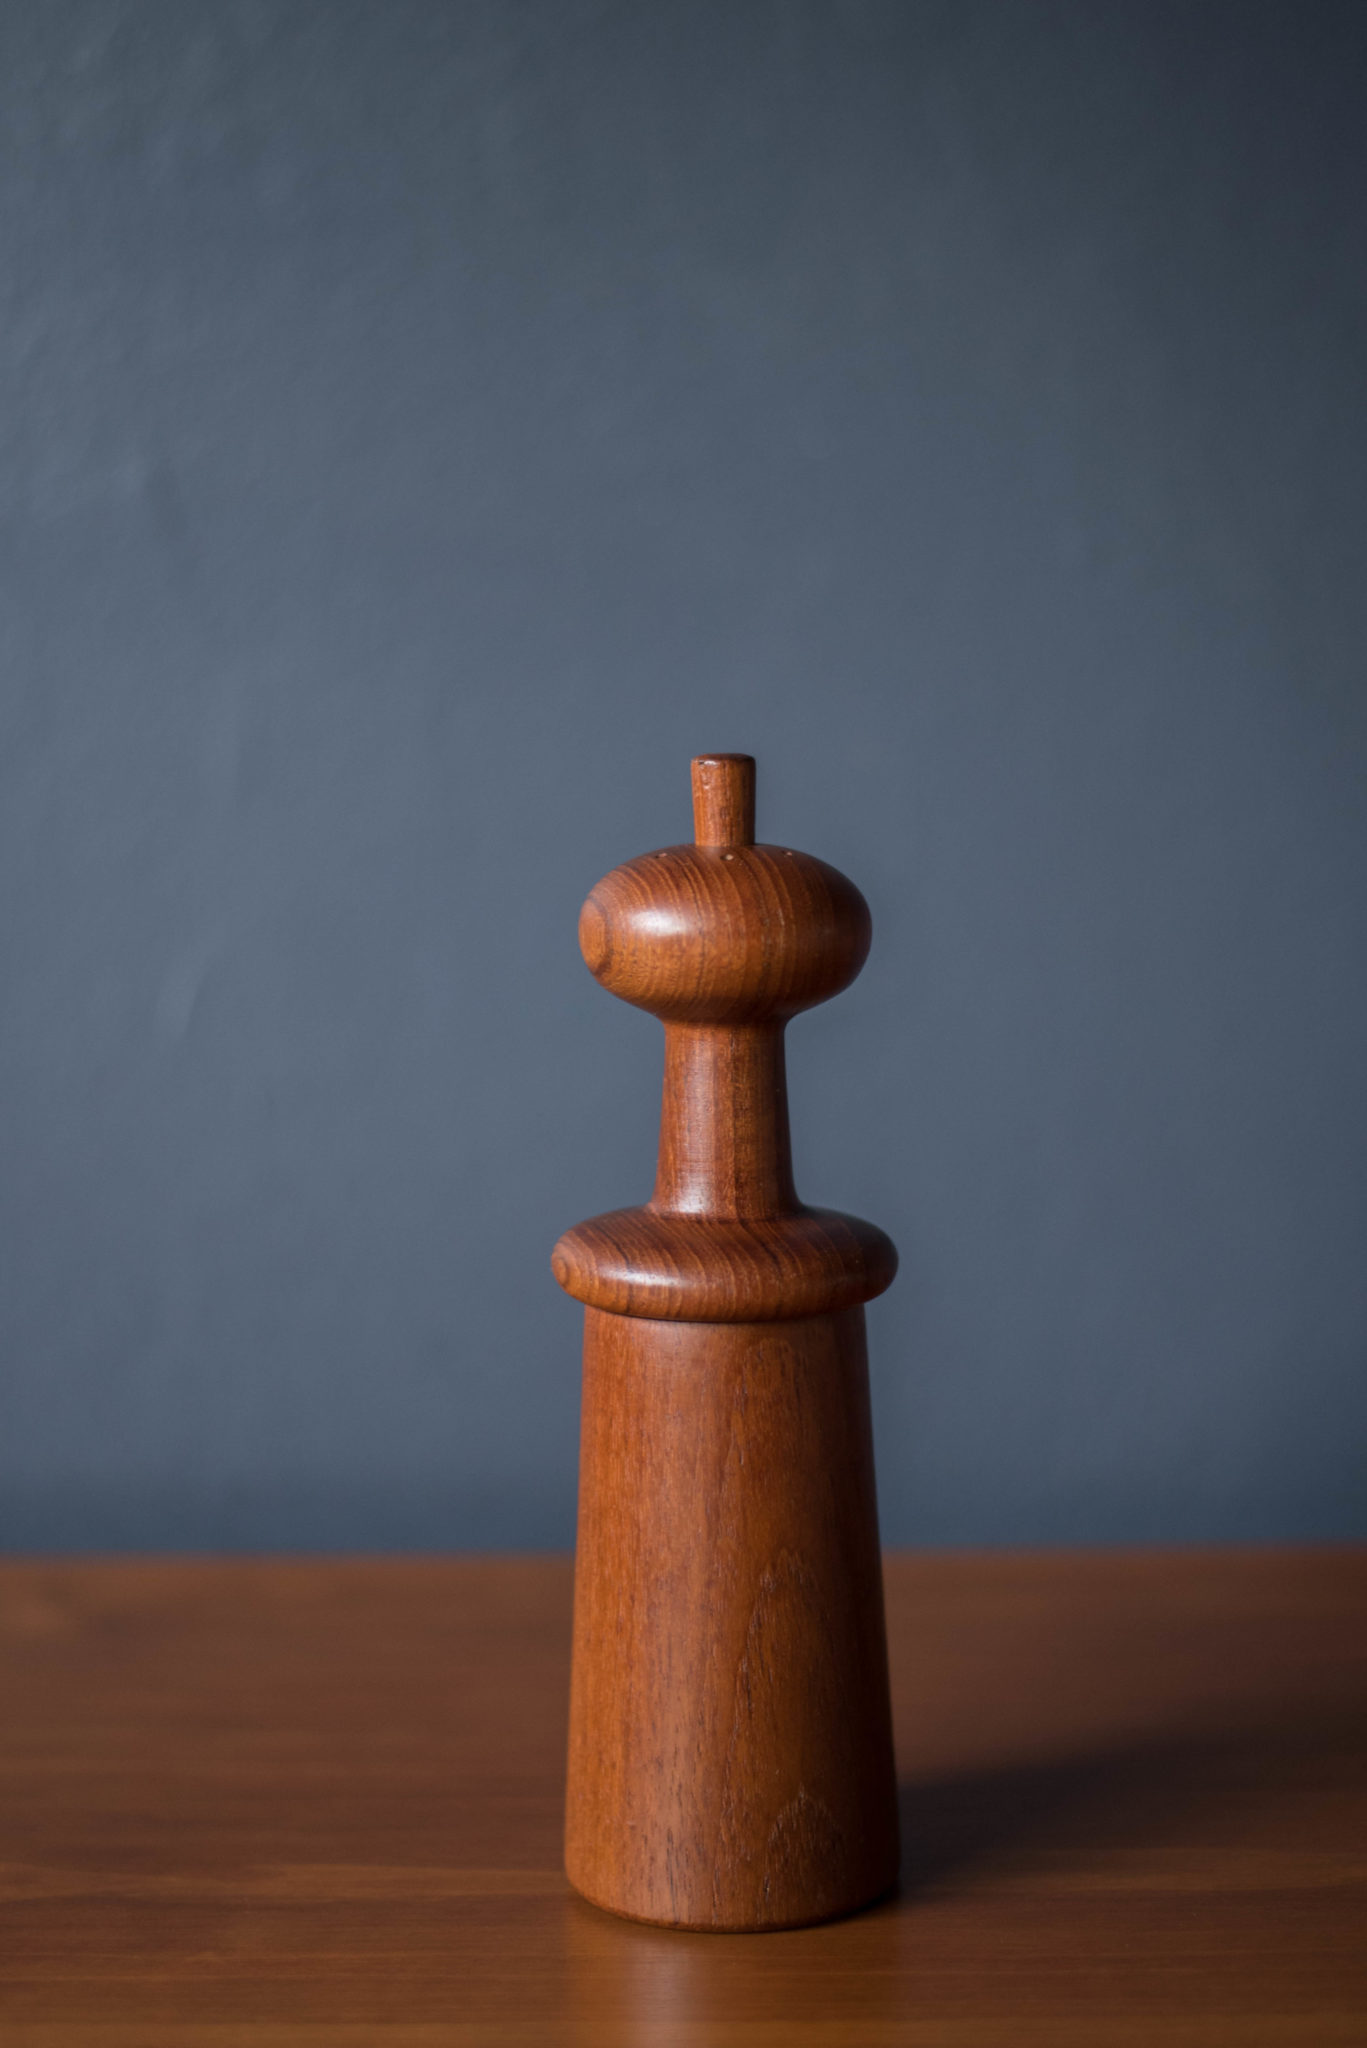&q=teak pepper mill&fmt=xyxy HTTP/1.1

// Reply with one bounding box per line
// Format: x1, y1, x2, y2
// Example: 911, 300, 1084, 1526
552, 754, 899, 1931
